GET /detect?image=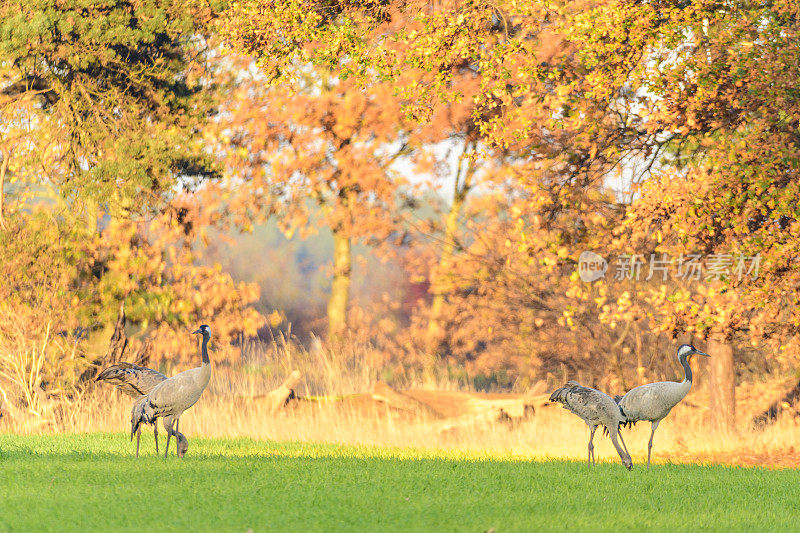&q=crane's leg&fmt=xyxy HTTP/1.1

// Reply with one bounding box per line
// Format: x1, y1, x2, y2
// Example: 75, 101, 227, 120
587, 426, 597, 467
154, 423, 159, 455
647, 420, 660, 470
175, 418, 181, 458
135, 427, 141, 458
164, 418, 173, 459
